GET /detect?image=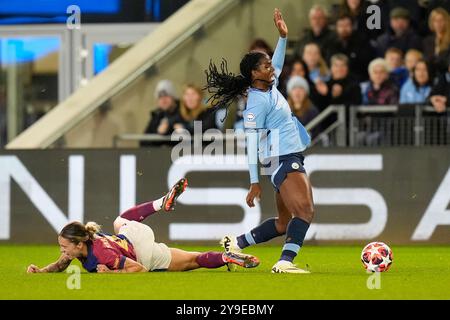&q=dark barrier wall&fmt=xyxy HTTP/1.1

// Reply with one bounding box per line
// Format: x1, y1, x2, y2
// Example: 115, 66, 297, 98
0, 147, 449, 244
